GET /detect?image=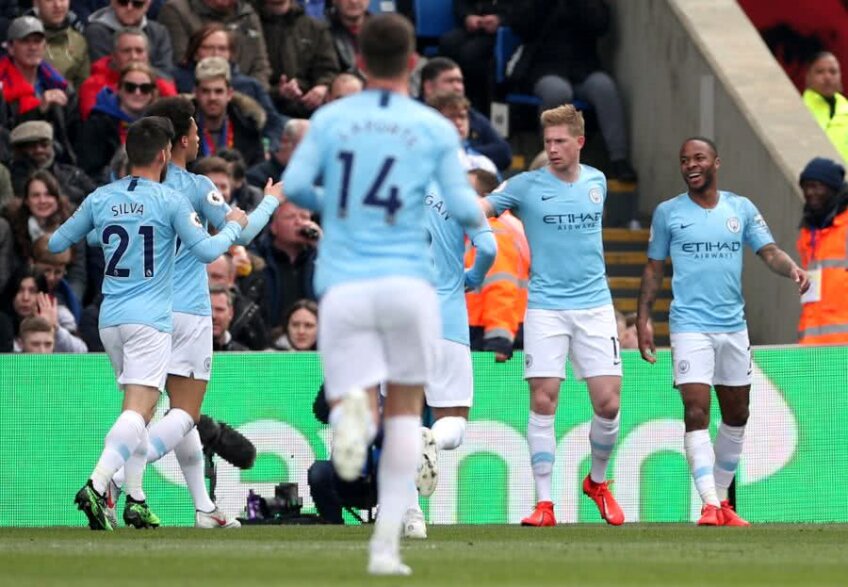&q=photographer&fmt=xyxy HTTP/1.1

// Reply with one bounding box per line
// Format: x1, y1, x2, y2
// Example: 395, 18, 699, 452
253, 201, 321, 332
307, 385, 379, 524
